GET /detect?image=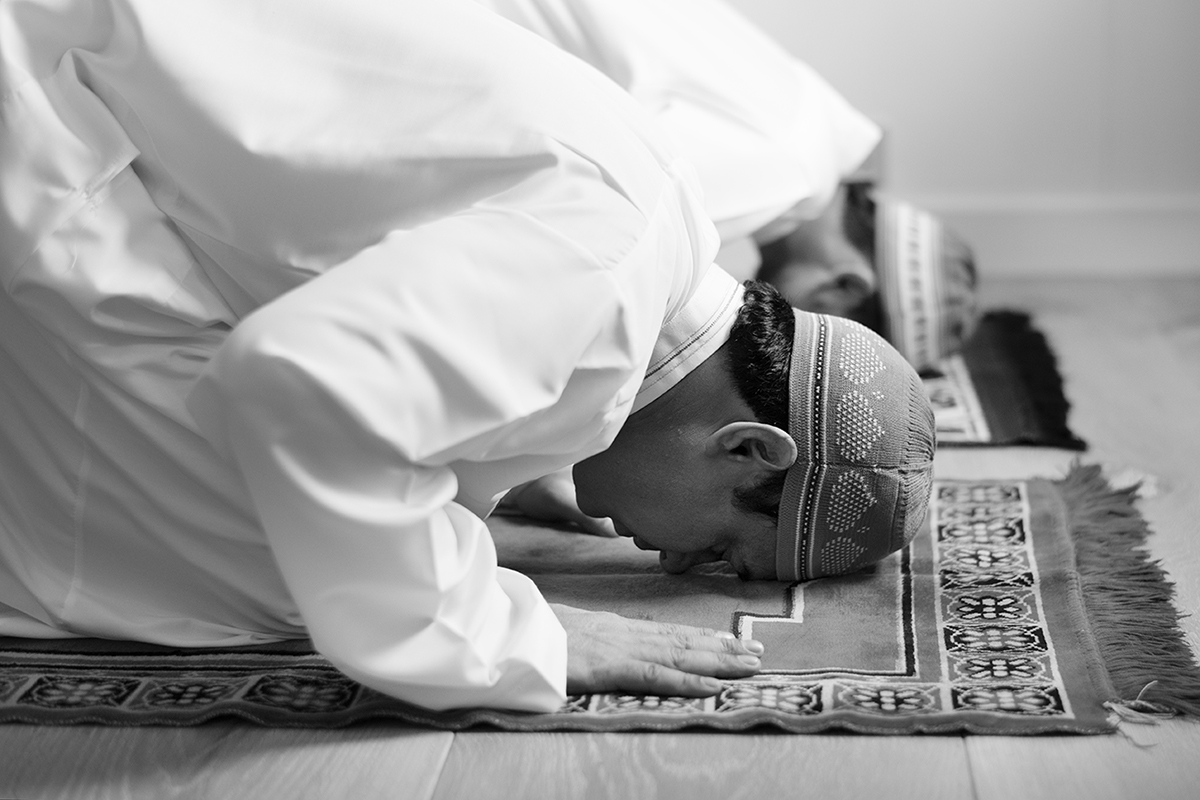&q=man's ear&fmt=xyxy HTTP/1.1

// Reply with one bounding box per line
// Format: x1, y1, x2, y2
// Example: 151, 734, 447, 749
707, 422, 797, 472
